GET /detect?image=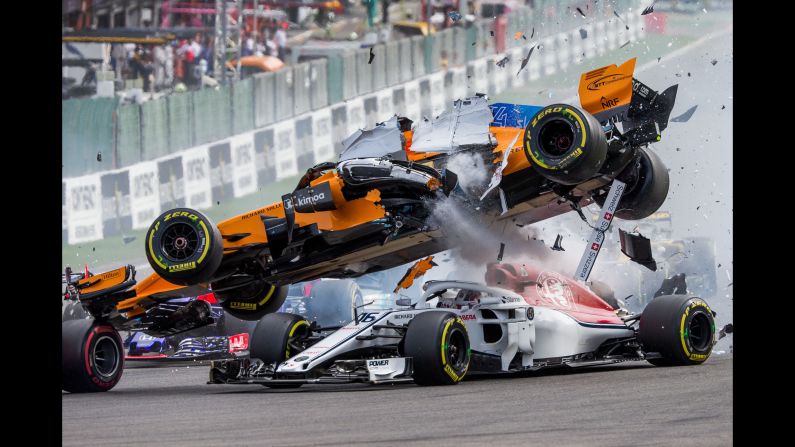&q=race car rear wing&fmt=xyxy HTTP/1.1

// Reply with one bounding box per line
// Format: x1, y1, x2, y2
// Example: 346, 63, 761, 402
579, 58, 678, 146
64, 265, 137, 302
